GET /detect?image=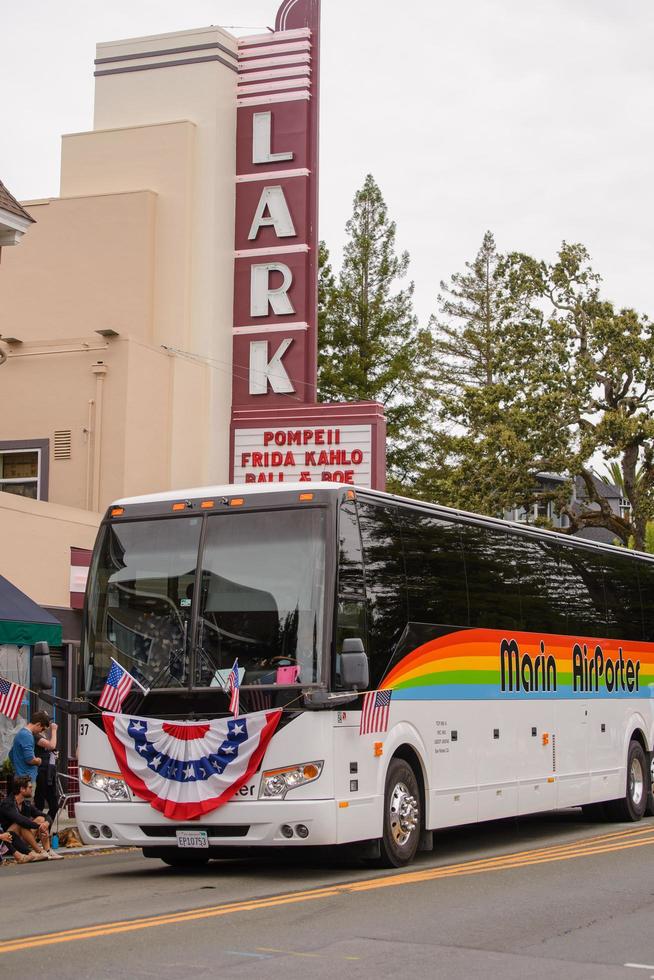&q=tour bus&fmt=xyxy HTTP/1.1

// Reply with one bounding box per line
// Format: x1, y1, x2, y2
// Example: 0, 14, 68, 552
73, 482, 654, 867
